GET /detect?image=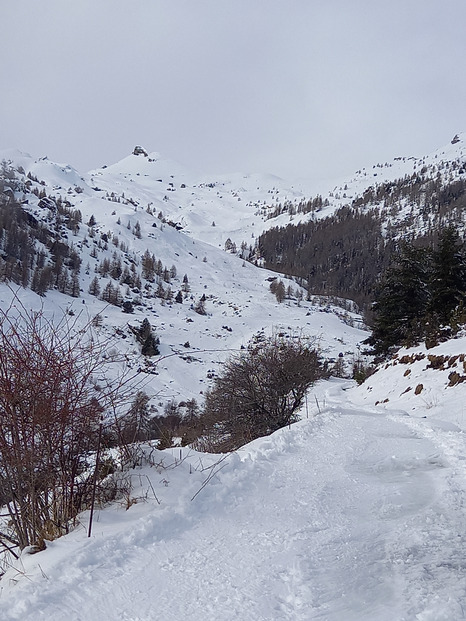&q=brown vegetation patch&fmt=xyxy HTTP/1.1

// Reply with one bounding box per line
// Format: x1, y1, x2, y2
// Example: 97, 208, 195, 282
426, 354, 466, 371
426, 355, 449, 370
399, 353, 426, 364
448, 372, 466, 387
